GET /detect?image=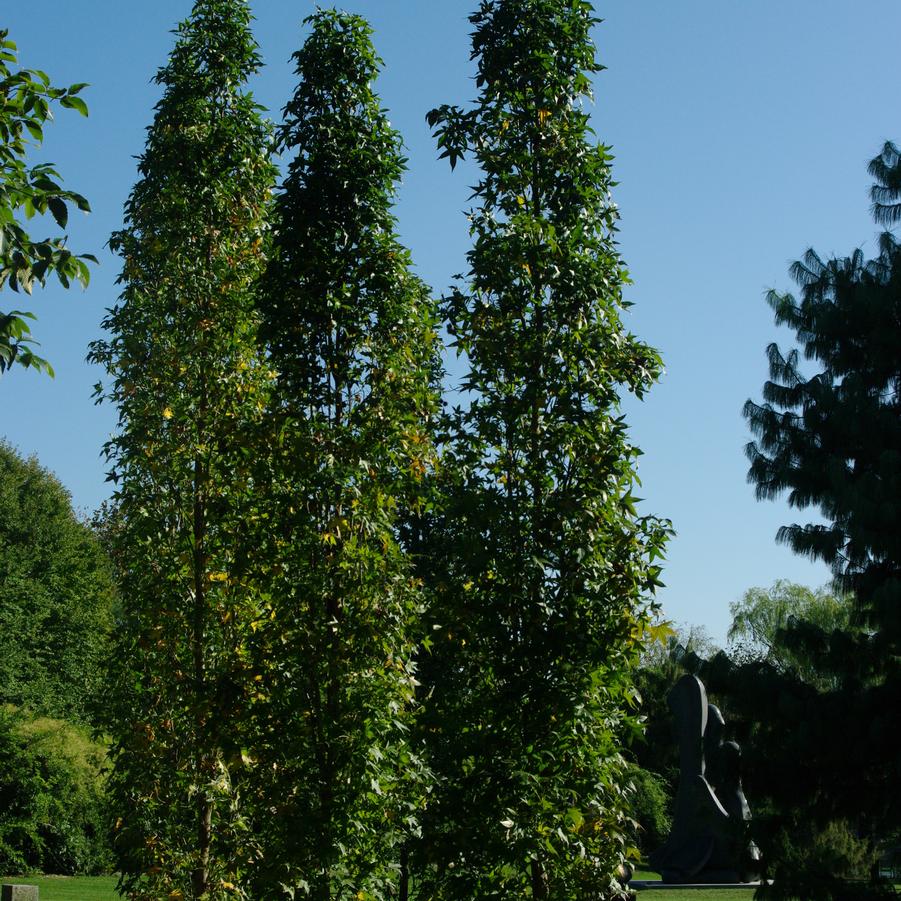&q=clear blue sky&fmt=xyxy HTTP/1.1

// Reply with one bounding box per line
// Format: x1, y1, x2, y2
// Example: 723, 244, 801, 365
4, 1, 898, 644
